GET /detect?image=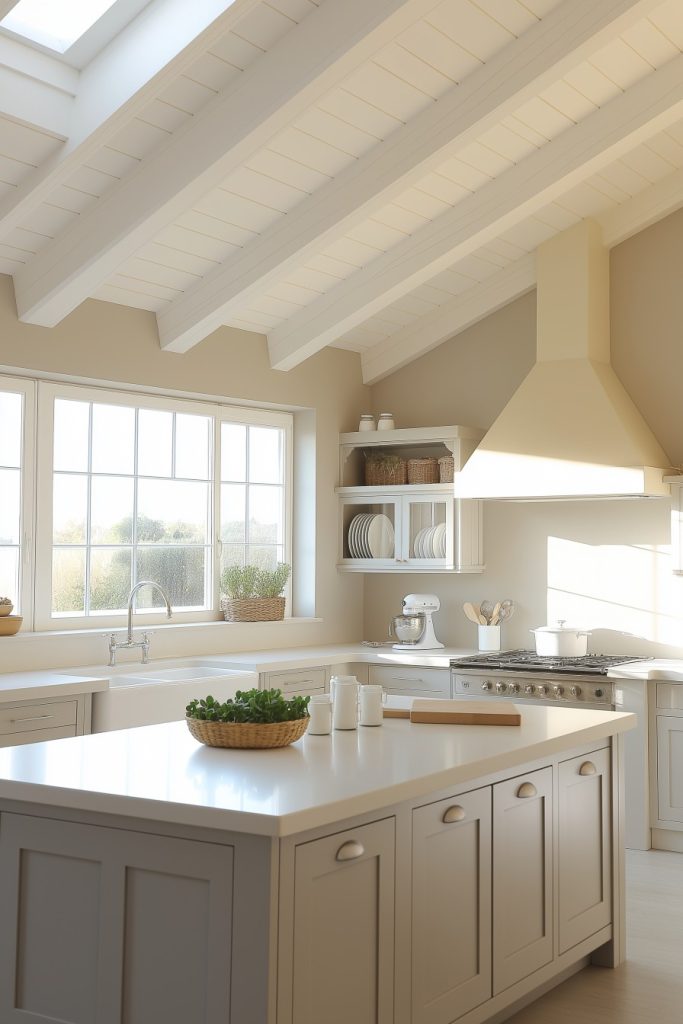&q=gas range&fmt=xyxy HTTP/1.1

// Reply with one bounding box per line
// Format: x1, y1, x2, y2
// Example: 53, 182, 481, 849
451, 650, 652, 706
